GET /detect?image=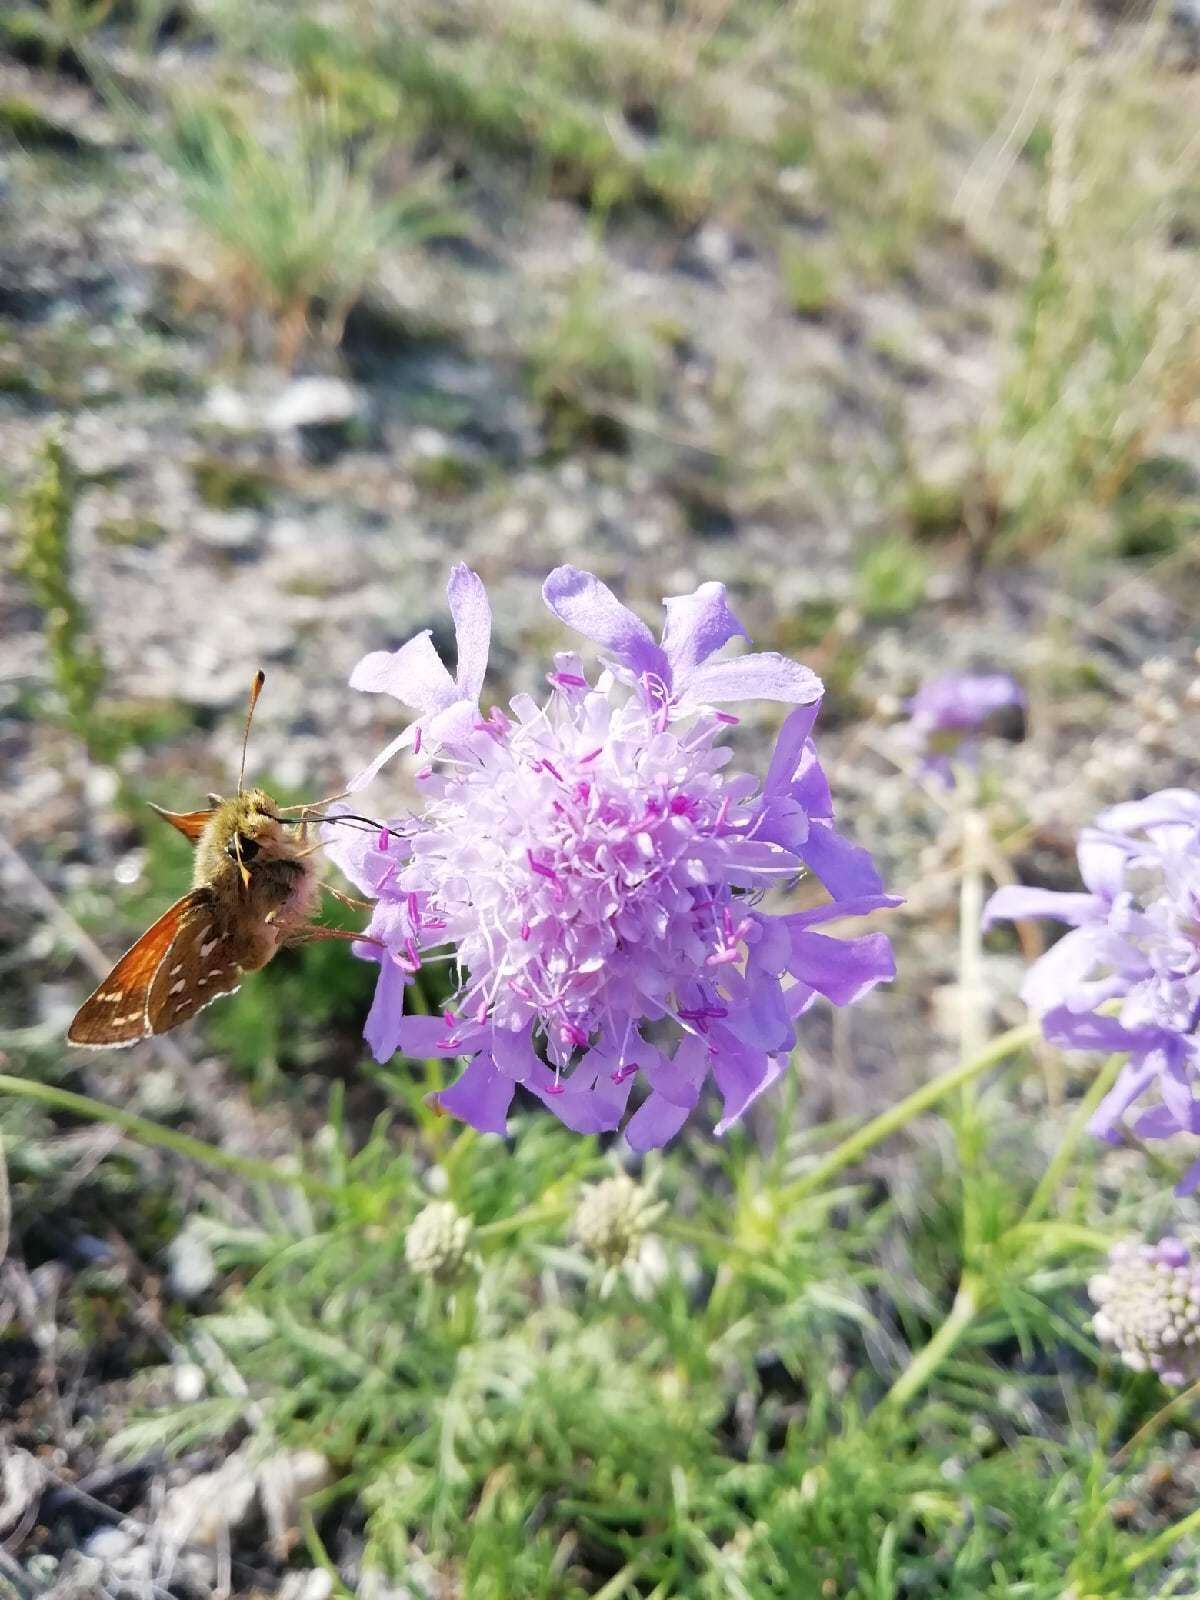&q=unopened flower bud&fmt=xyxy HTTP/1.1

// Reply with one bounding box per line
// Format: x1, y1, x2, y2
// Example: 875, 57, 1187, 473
404, 1201, 475, 1283
572, 1172, 662, 1268
1089, 1238, 1200, 1386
